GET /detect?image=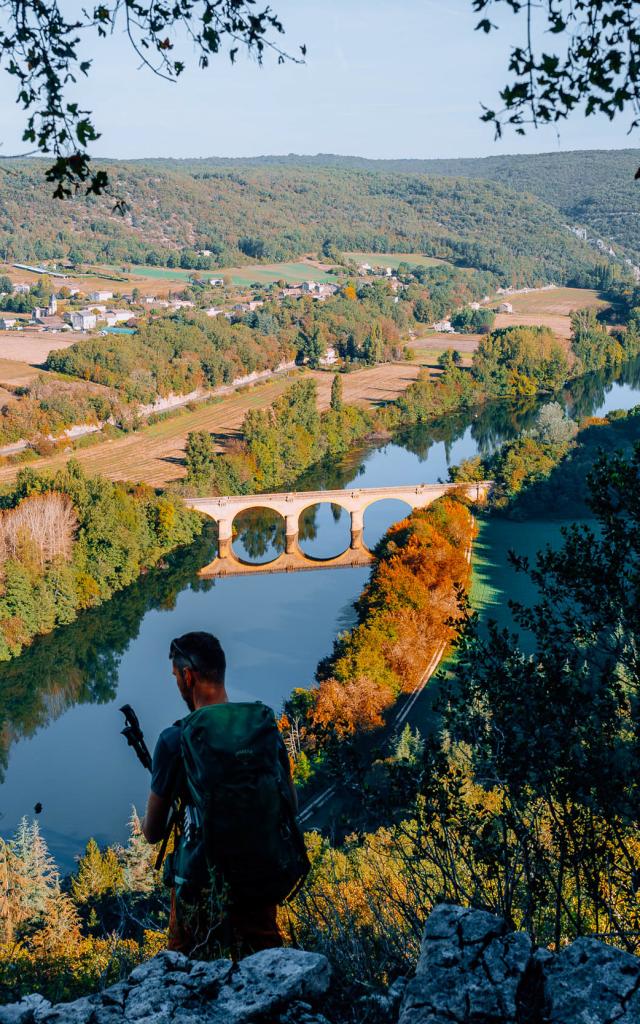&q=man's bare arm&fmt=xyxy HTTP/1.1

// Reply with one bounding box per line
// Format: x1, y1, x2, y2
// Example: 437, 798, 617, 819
142, 790, 172, 844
